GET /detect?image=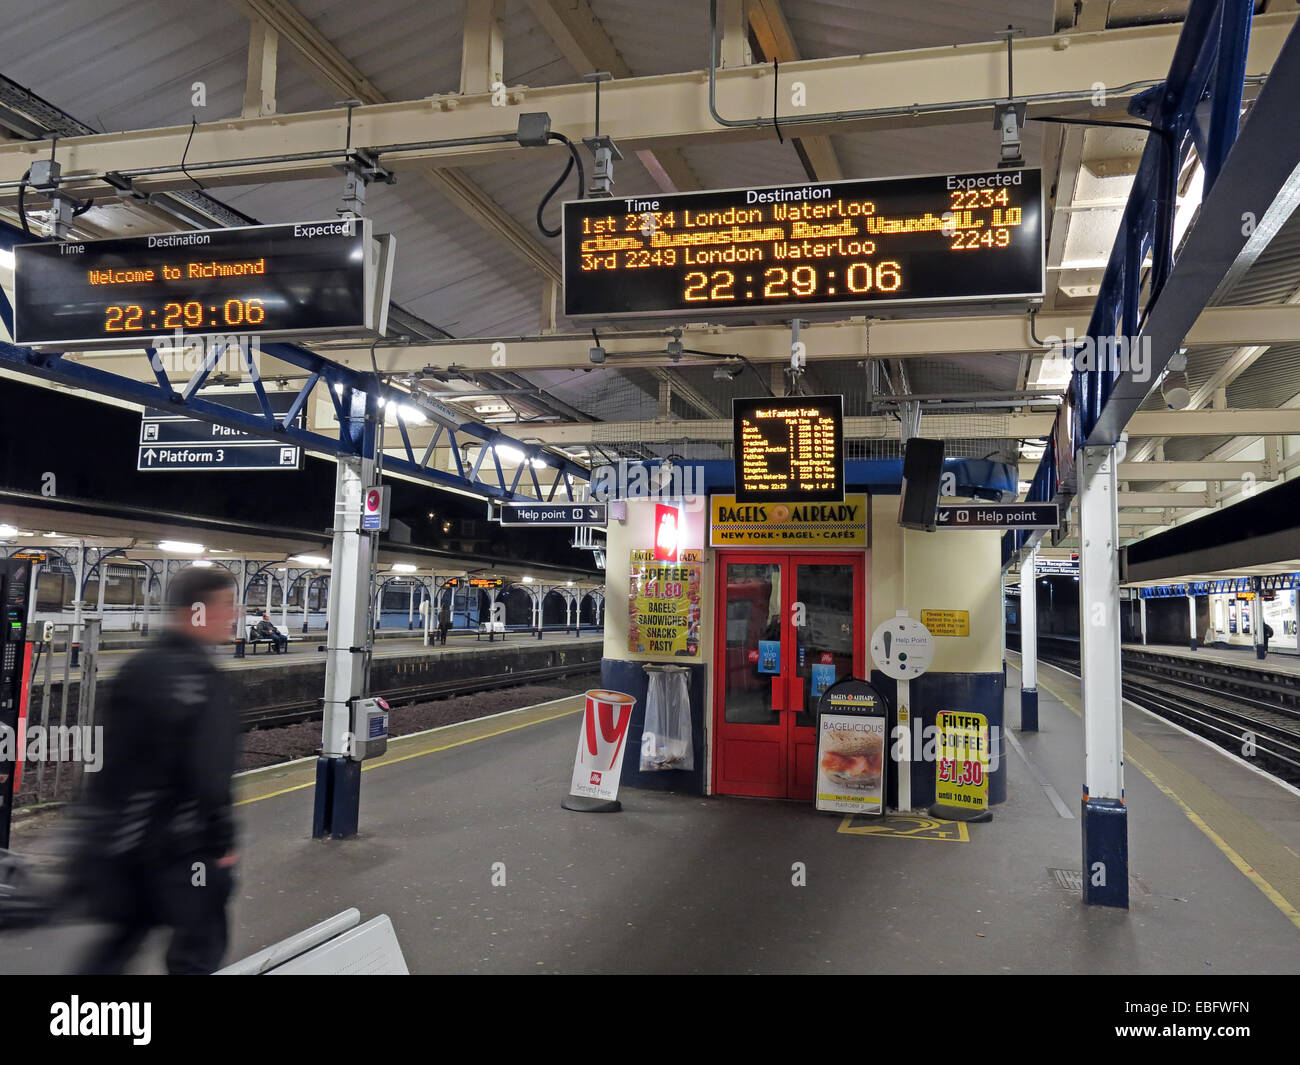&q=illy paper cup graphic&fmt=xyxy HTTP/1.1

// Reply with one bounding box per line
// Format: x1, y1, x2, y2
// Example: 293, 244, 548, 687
570, 689, 637, 800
